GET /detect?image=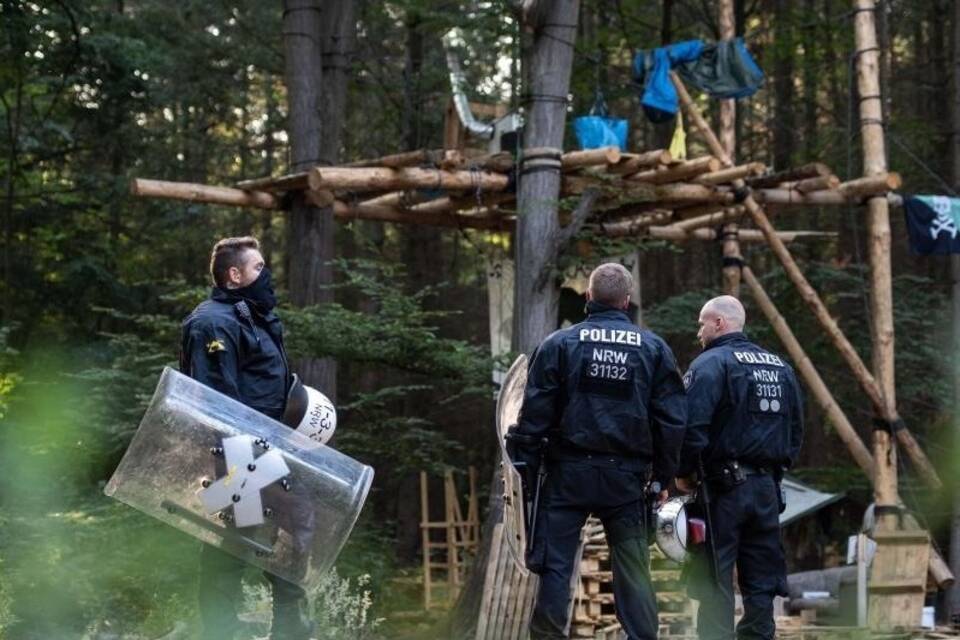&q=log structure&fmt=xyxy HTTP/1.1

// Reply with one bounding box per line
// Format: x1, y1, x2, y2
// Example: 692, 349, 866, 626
132, 143, 899, 240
